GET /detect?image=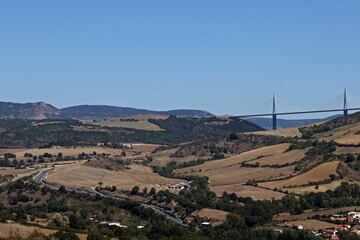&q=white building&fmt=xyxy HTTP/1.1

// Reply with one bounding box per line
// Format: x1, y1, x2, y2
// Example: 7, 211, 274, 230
167, 182, 191, 190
